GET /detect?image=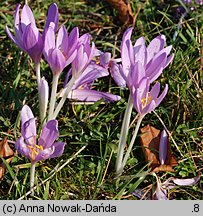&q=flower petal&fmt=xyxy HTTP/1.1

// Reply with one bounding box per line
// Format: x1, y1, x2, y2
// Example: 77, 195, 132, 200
20, 105, 35, 128
48, 48, 66, 75
15, 136, 32, 161
23, 24, 43, 64
73, 63, 109, 89
110, 62, 126, 87
43, 26, 56, 59
155, 84, 168, 107
38, 120, 58, 149
50, 142, 66, 158
21, 4, 36, 31
172, 174, 200, 186
147, 35, 166, 63
44, 3, 59, 34
14, 4, 21, 31
69, 89, 121, 102
22, 118, 36, 146
146, 53, 166, 82
34, 147, 55, 161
